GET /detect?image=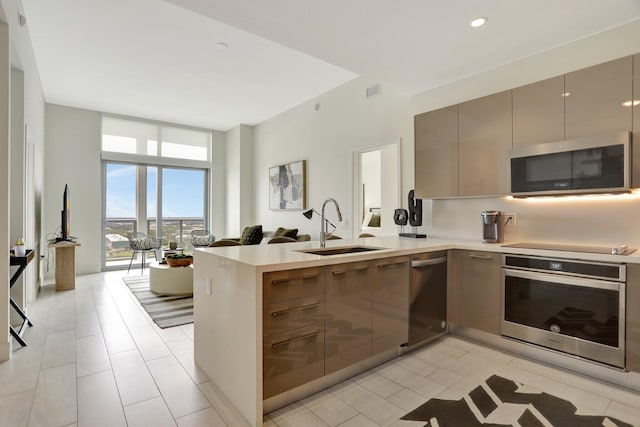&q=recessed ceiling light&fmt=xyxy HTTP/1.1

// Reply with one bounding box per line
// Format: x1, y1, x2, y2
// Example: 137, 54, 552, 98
216, 42, 228, 49
561, 92, 571, 97
622, 100, 640, 107
470, 17, 487, 28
